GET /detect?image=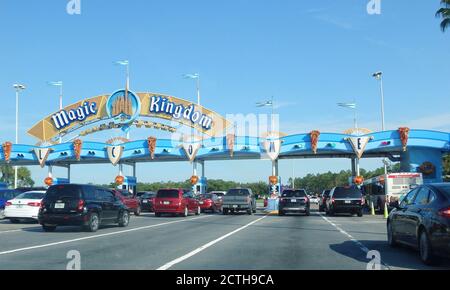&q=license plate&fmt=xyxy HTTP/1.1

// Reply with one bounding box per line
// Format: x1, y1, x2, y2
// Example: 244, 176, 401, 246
16, 205, 23, 209
143, 200, 148, 203
291, 199, 297, 203
233, 205, 238, 208
345, 200, 351, 204
199, 201, 204, 205
54, 203, 65, 209
163, 201, 170, 205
